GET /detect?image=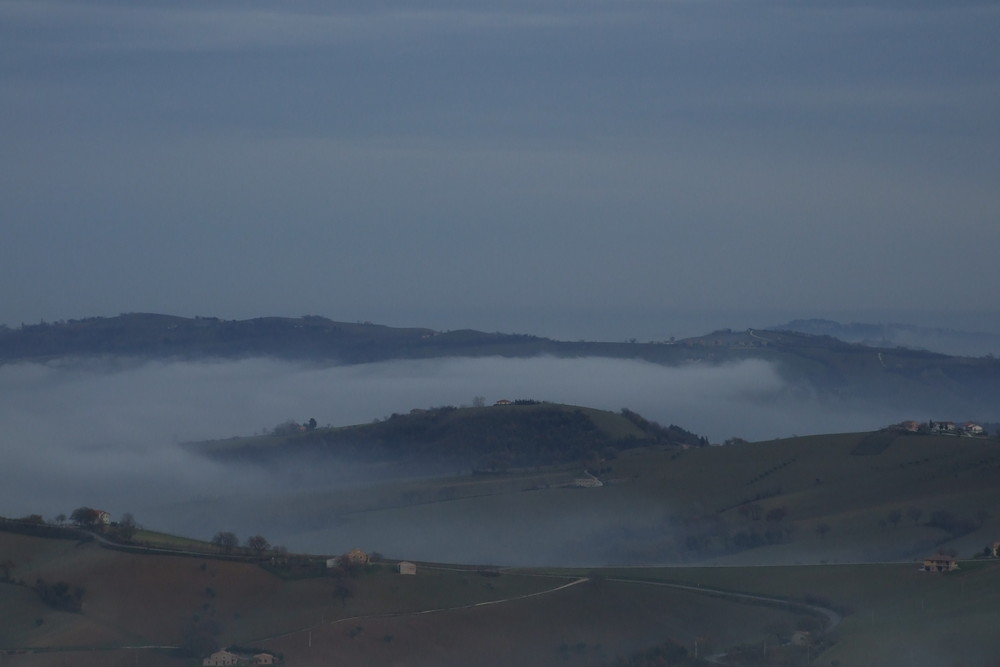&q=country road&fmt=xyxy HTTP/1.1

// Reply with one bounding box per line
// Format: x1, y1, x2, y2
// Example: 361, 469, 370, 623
253, 568, 843, 655
255, 575, 591, 643
607, 576, 843, 631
